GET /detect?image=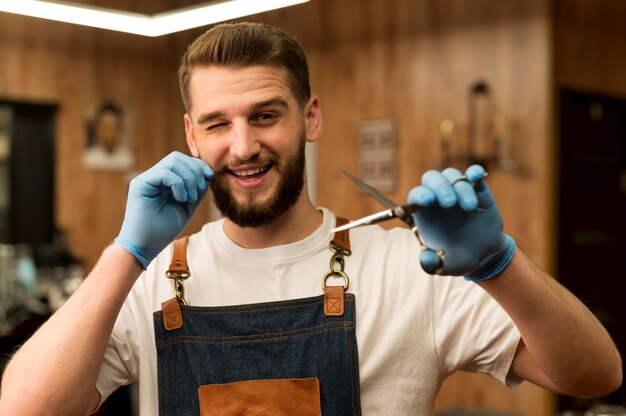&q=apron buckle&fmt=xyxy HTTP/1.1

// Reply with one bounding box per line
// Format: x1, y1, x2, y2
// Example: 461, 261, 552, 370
323, 218, 352, 317
166, 237, 191, 306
